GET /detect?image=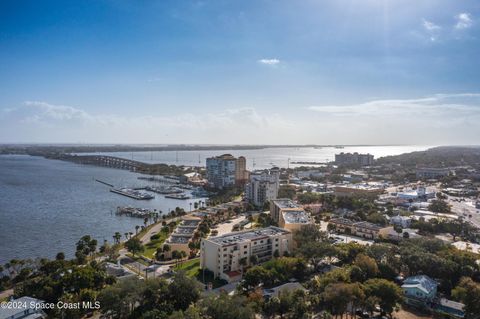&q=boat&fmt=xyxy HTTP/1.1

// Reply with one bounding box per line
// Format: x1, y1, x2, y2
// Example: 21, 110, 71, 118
165, 193, 191, 200
110, 188, 155, 200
